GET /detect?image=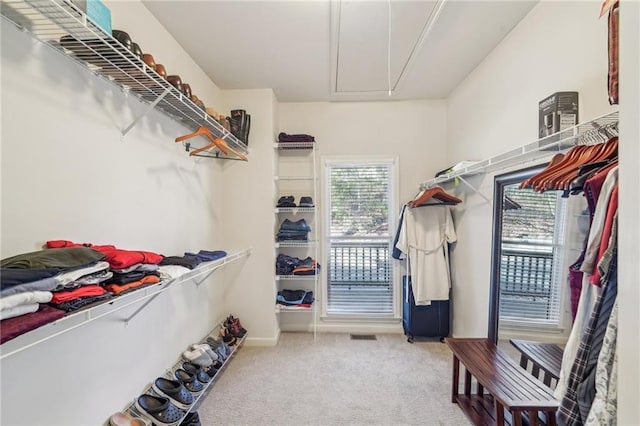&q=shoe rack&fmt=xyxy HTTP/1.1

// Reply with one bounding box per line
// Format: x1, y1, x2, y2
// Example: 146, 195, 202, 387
119, 321, 247, 426
274, 141, 318, 340
0, 0, 247, 159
